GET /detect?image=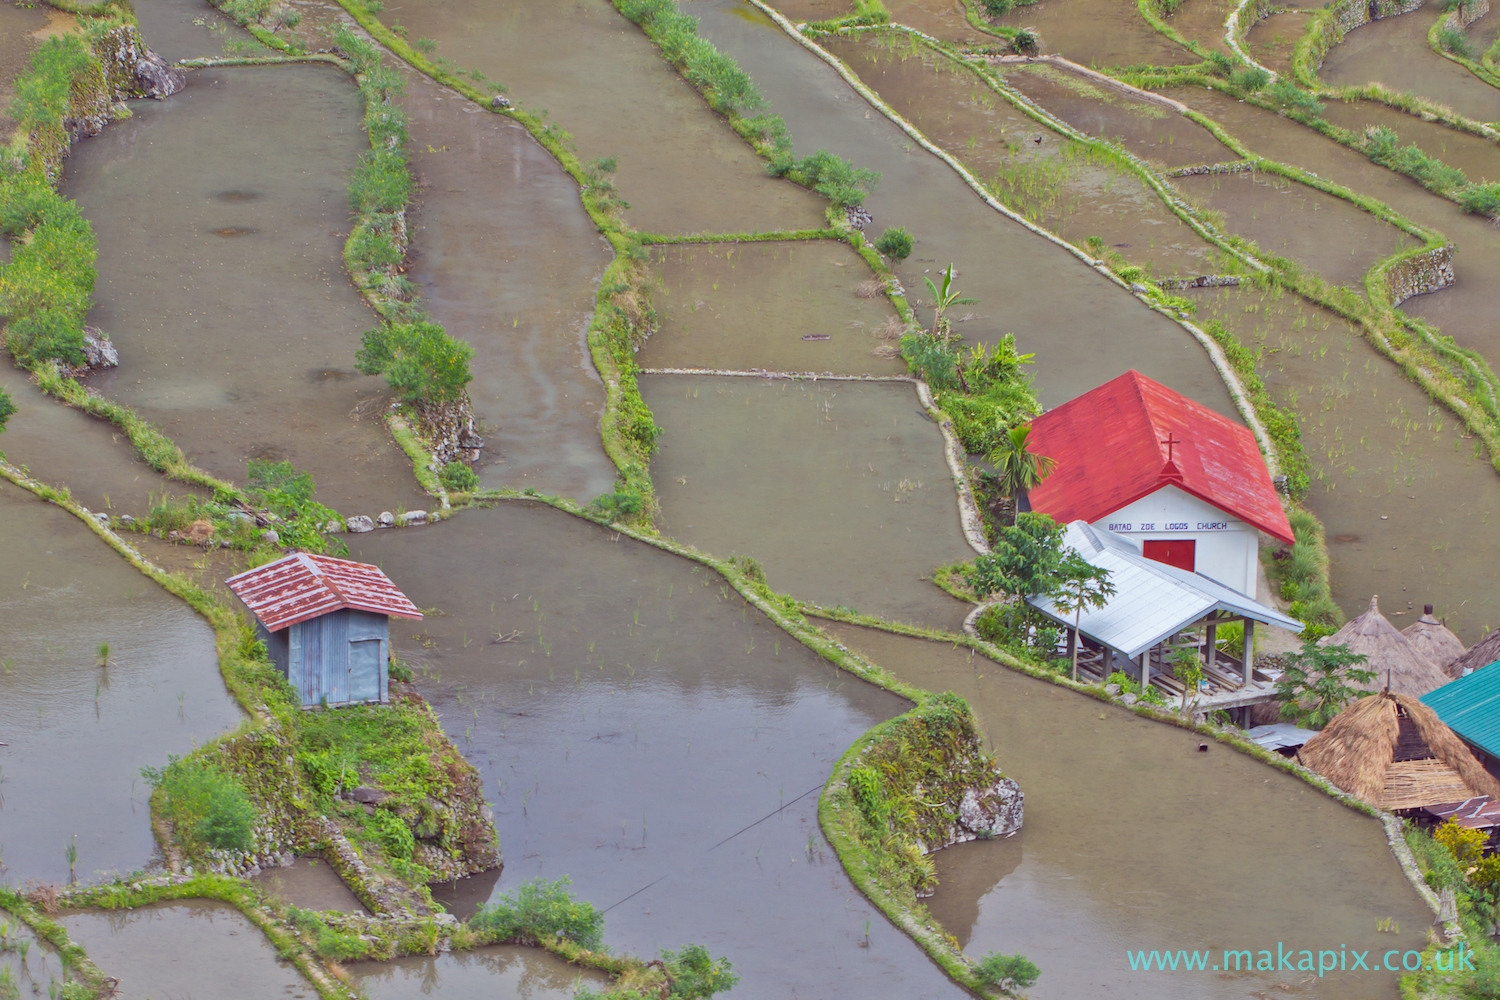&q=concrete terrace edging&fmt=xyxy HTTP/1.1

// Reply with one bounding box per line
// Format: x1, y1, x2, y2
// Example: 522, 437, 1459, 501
636, 366, 991, 554
1225, 0, 1279, 81
757, 11, 1282, 474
